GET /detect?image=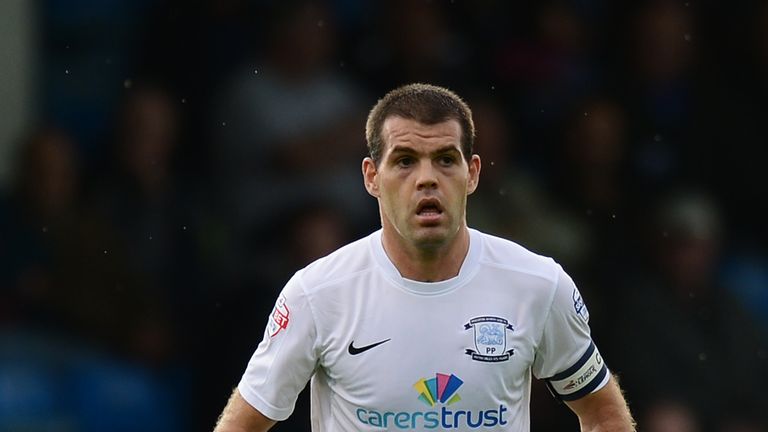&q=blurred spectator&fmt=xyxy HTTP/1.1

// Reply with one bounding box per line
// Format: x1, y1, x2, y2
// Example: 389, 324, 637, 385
493, 1, 600, 173
560, 98, 629, 215
695, 1, 768, 246
0, 124, 187, 431
546, 98, 637, 337
213, 0, 374, 284
467, 97, 589, 268
39, 0, 155, 160
643, 399, 700, 432
0, 126, 156, 356
83, 83, 198, 363
0, 128, 80, 326
624, 0, 697, 192
632, 1, 694, 88
613, 191, 768, 428
285, 203, 352, 268
498, 2, 596, 108
717, 403, 765, 432
354, 0, 471, 91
